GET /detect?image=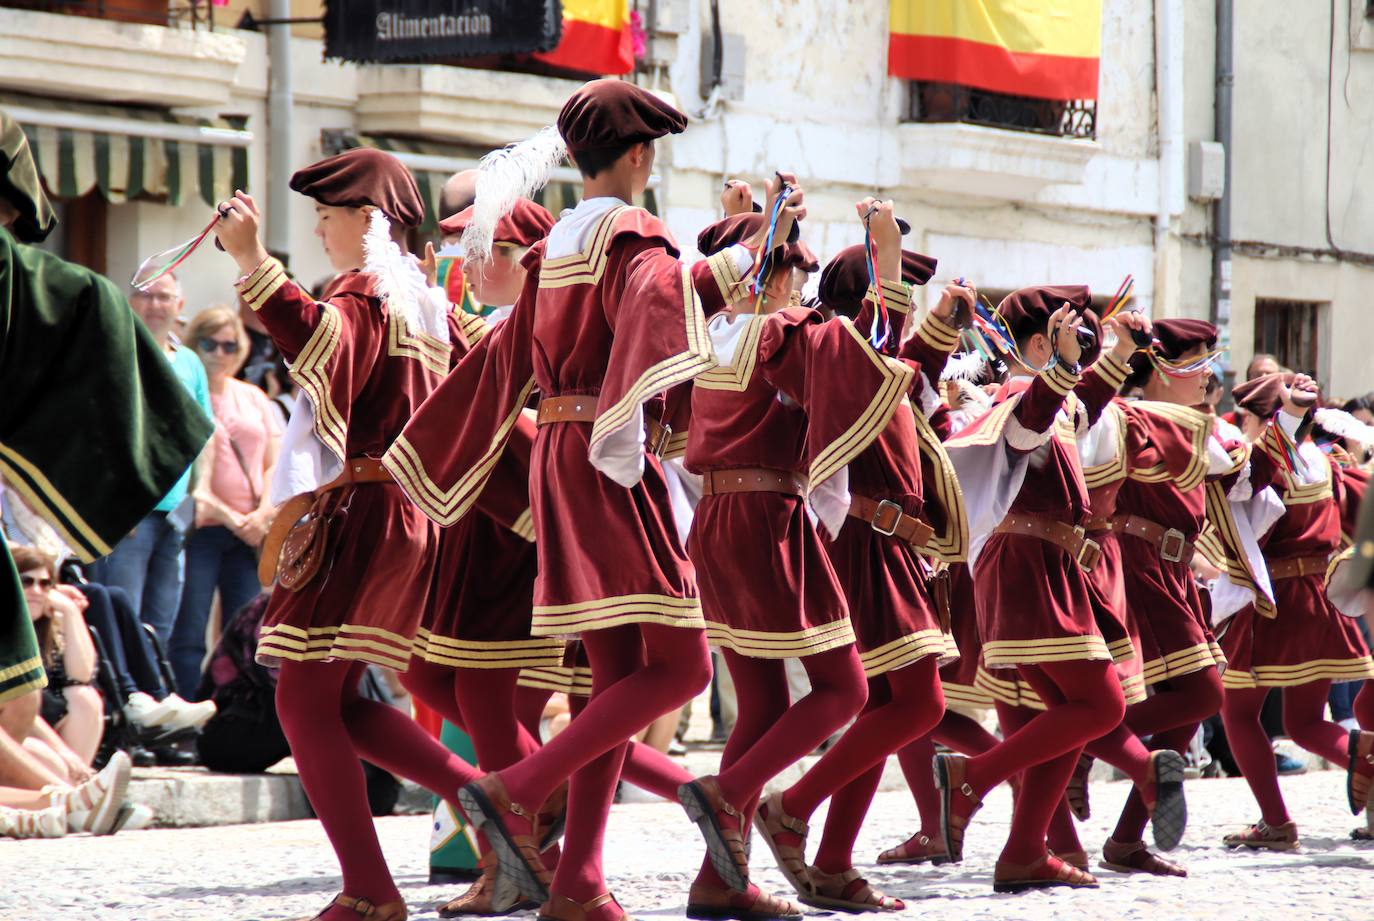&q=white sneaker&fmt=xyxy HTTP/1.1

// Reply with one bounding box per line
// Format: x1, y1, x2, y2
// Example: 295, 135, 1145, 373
160, 695, 217, 733
57, 750, 131, 835
0, 804, 67, 839
124, 691, 178, 729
